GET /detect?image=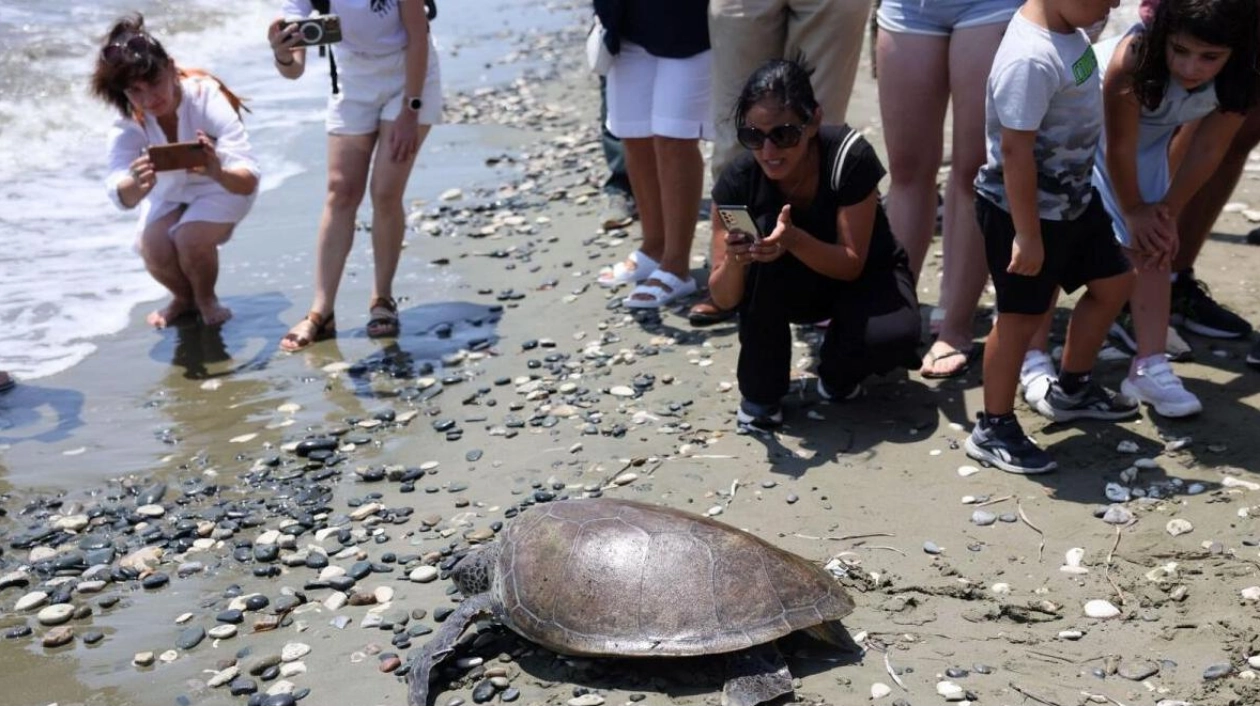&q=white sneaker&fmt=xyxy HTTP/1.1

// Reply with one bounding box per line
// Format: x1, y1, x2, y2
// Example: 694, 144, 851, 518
1120, 358, 1202, 418
1020, 349, 1056, 407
